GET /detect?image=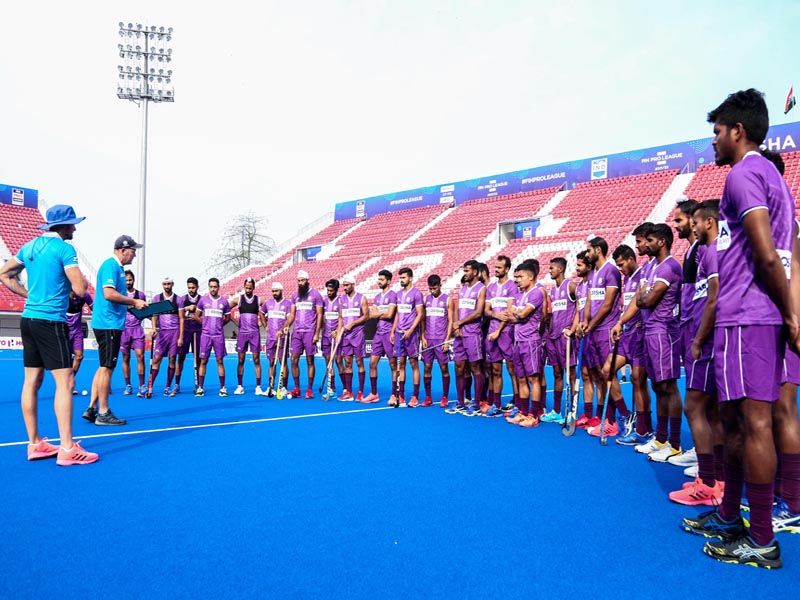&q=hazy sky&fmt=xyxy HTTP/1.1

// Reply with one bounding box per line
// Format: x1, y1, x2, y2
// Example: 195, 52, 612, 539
1, 0, 797, 293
